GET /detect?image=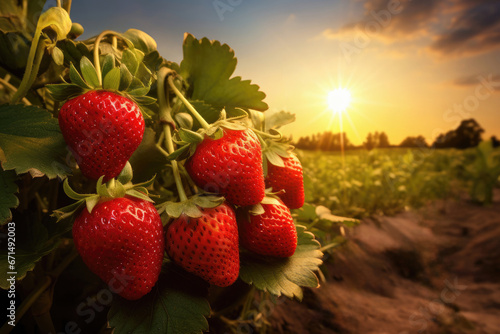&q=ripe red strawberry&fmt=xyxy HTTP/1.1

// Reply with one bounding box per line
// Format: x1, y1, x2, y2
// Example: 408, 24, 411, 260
265, 154, 305, 209
165, 203, 239, 287
237, 199, 297, 257
58, 90, 144, 181
185, 128, 265, 206
73, 196, 164, 300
